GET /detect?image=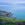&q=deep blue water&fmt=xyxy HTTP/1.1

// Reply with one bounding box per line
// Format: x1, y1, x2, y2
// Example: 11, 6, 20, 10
15, 12, 25, 20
